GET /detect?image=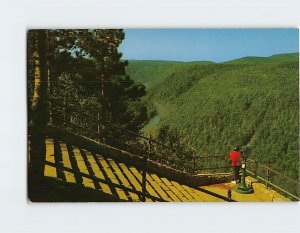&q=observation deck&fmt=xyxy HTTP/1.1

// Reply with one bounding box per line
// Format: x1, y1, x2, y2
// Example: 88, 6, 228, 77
28, 134, 290, 202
